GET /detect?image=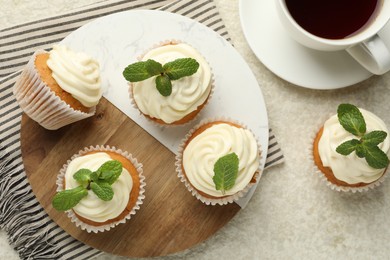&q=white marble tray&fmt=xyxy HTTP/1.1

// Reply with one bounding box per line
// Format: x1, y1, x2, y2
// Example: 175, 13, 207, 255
62, 9, 269, 207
